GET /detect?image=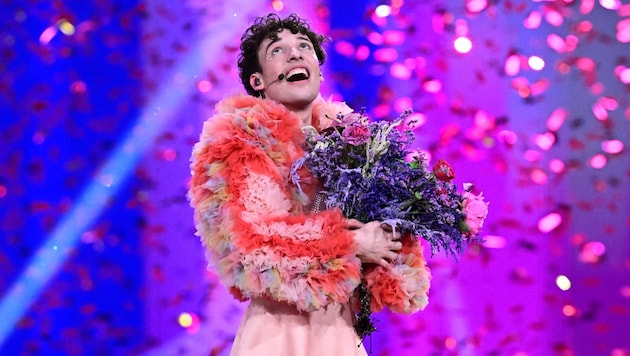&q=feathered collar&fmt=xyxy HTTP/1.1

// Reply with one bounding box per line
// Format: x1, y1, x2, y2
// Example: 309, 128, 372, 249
217, 94, 359, 134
